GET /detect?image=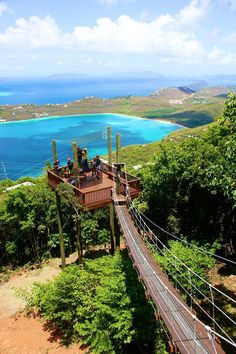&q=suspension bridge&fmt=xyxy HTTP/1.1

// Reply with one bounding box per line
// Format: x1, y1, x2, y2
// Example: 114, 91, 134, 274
115, 202, 223, 354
